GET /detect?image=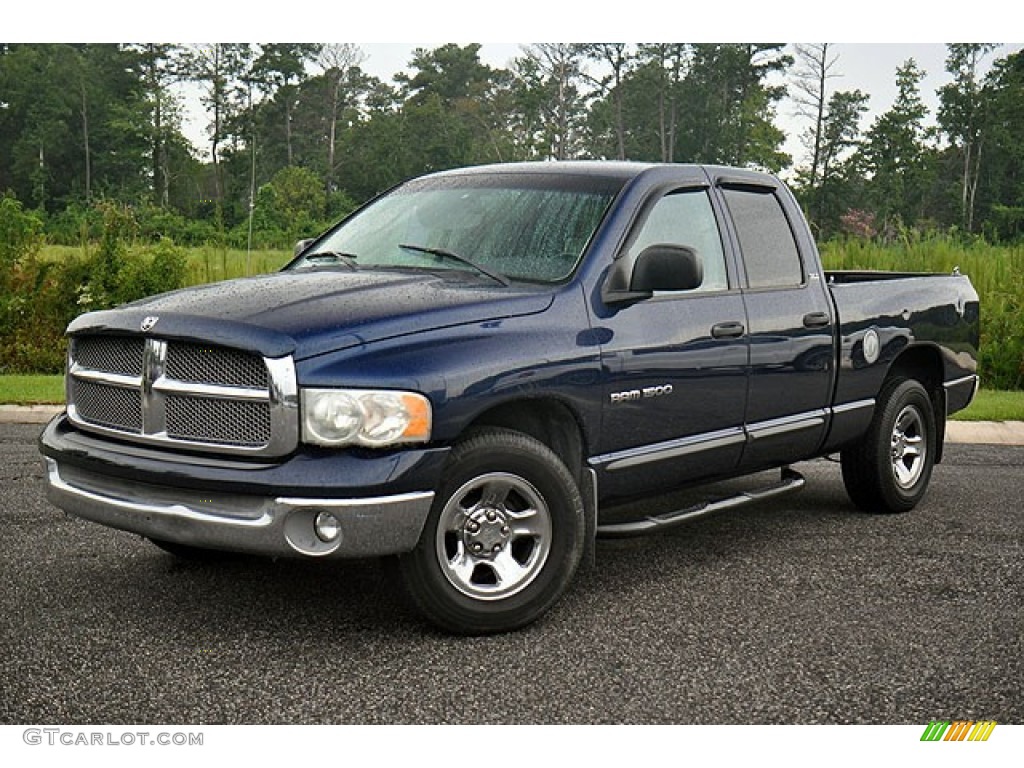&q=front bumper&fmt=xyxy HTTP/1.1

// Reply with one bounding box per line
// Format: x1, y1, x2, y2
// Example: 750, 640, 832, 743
40, 415, 444, 559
